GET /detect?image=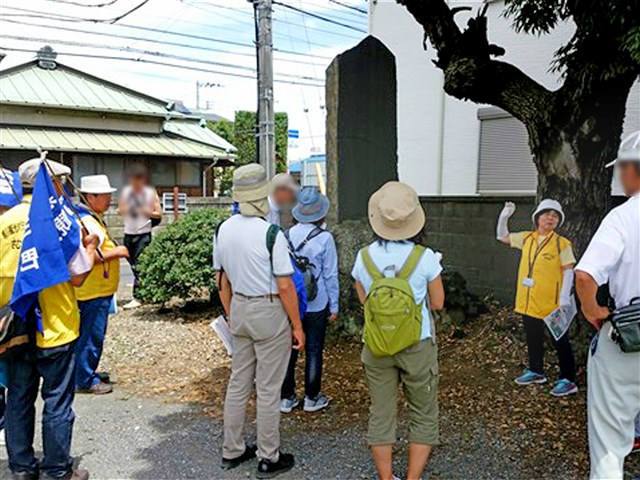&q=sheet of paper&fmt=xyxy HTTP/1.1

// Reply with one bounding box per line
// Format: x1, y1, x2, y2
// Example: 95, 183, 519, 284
544, 296, 578, 341
210, 315, 234, 357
